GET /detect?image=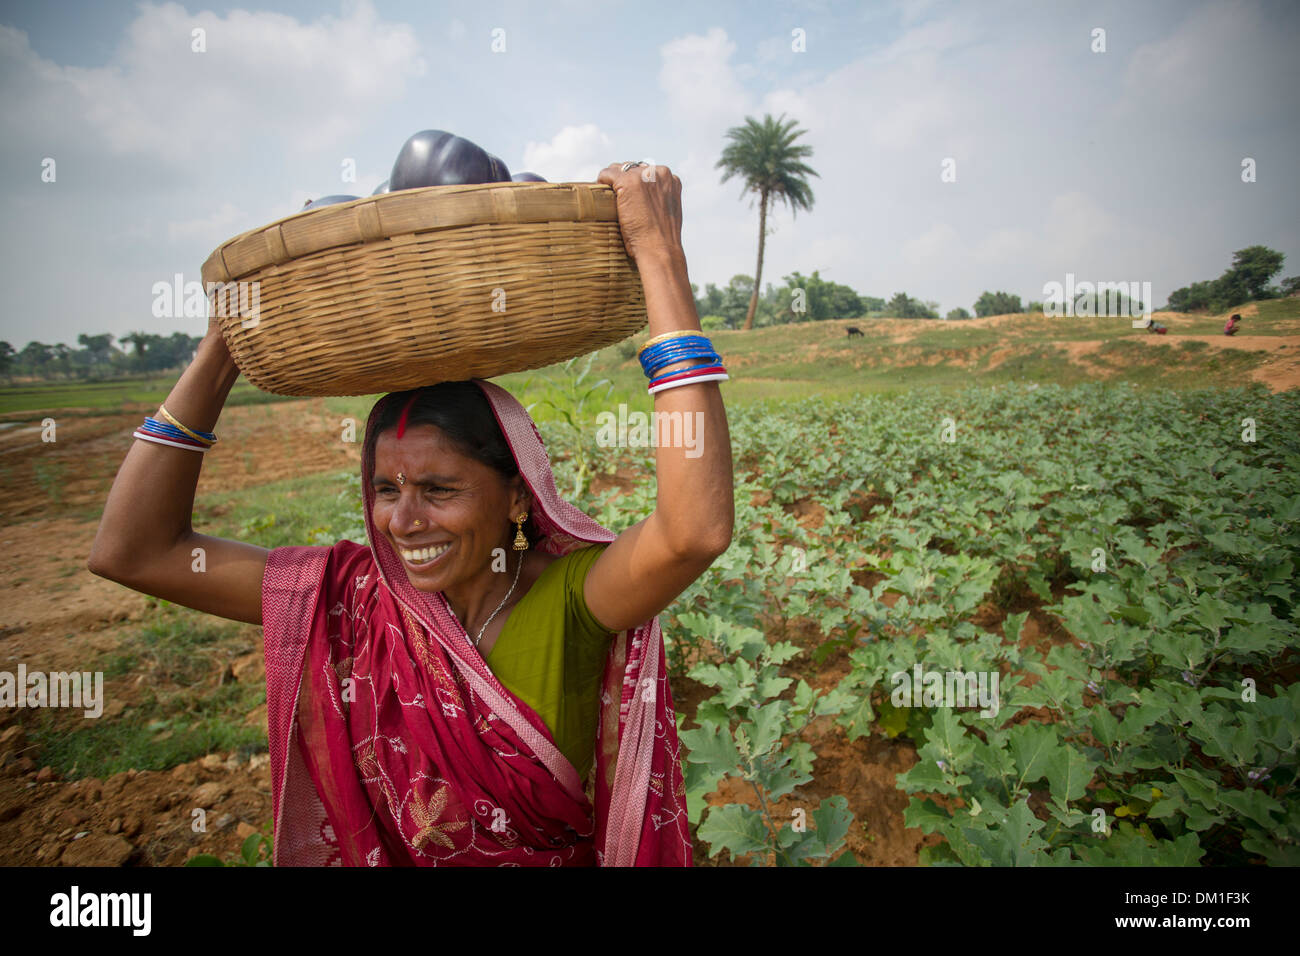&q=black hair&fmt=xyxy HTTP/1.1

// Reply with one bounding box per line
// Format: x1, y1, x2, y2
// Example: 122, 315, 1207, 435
367, 381, 535, 543
374, 382, 518, 479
